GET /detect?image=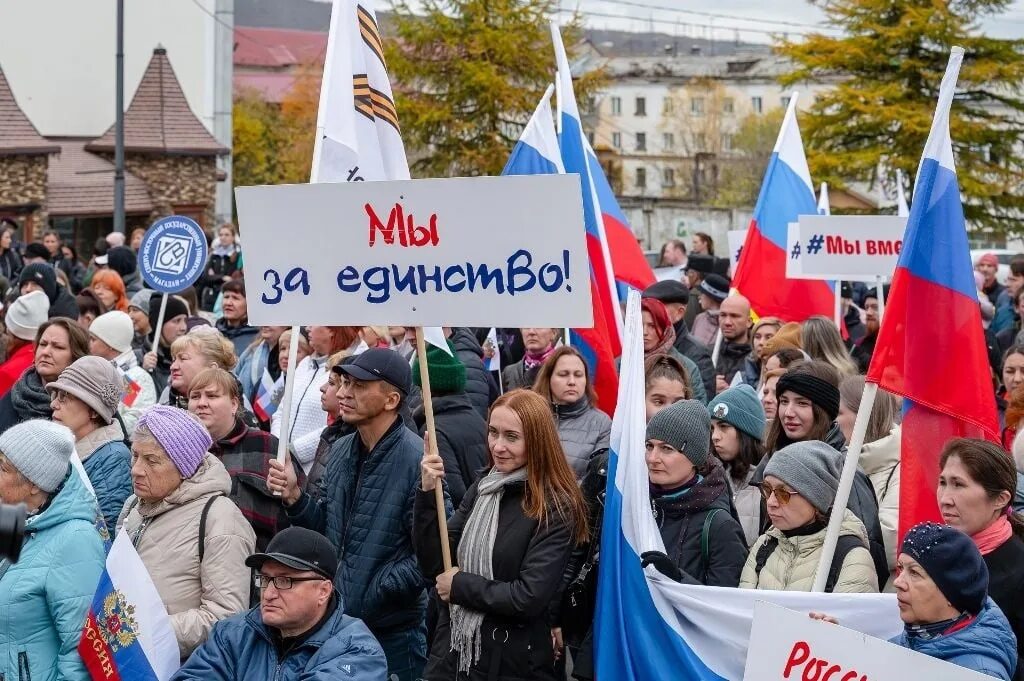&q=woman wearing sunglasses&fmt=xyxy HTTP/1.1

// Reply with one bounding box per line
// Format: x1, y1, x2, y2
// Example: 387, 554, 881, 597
739, 440, 879, 593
